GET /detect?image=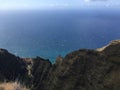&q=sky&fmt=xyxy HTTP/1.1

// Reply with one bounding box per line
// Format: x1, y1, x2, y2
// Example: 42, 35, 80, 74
0, 0, 120, 10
